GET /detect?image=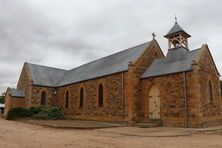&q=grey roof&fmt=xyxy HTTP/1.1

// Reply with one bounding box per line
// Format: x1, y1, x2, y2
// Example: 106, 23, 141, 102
141, 47, 200, 78
10, 88, 25, 98
58, 42, 151, 86
27, 42, 151, 87
164, 22, 191, 38
27, 63, 68, 87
